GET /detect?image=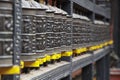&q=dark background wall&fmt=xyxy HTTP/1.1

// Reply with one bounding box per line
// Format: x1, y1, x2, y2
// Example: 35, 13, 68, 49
111, 0, 120, 60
